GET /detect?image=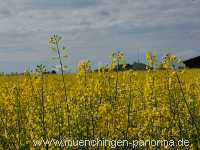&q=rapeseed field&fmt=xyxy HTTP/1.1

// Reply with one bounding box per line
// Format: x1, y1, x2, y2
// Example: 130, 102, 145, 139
0, 35, 199, 149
